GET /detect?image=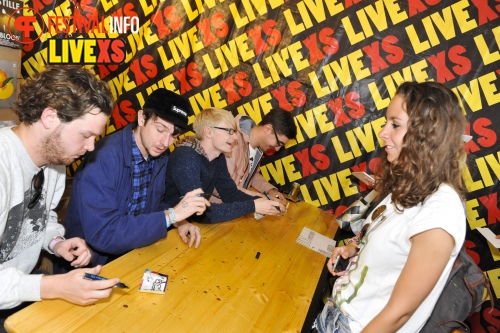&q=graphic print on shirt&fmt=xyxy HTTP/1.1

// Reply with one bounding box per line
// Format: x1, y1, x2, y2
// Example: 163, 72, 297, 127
333, 204, 394, 306
332, 245, 369, 307
0, 189, 47, 262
